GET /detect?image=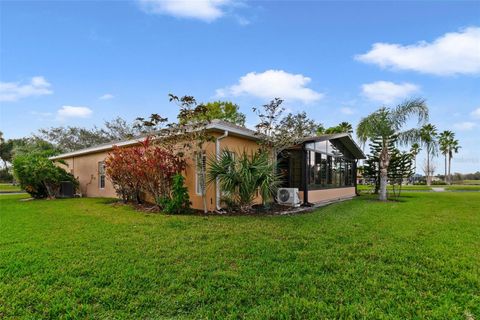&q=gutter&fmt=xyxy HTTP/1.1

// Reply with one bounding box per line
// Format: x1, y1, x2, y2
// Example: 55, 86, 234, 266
215, 131, 229, 211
